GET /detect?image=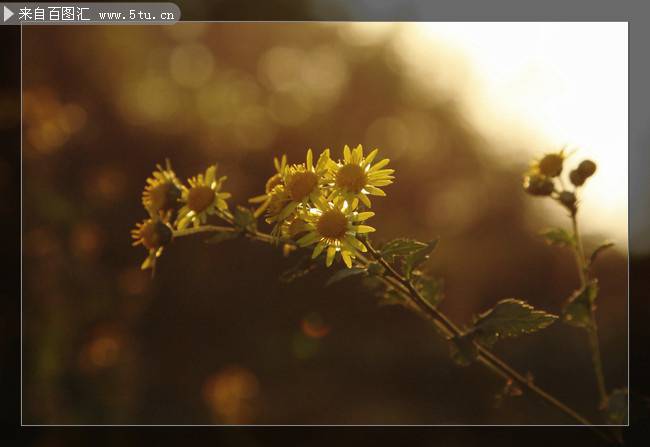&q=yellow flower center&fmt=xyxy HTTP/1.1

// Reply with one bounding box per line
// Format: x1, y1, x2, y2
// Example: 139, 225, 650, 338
139, 220, 172, 250
148, 181, 181, 212
265, 173, 283, 193
335, 163, 367, 194
187, 186, 215, 212
286, 171, 318, 201
316, 209, 348, 240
